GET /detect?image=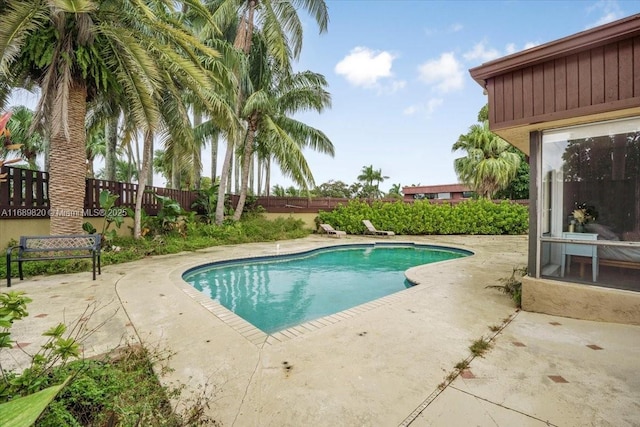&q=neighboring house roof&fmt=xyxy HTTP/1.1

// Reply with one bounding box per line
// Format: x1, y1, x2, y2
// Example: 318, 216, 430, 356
402, 184, 471, 194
